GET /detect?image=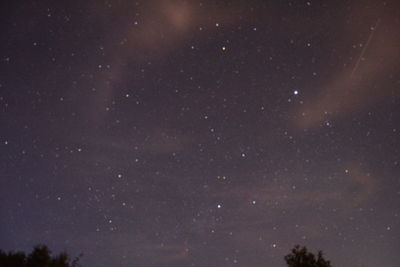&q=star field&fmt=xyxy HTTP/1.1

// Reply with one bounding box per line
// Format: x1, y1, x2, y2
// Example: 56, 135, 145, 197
1, 1, 400, 266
